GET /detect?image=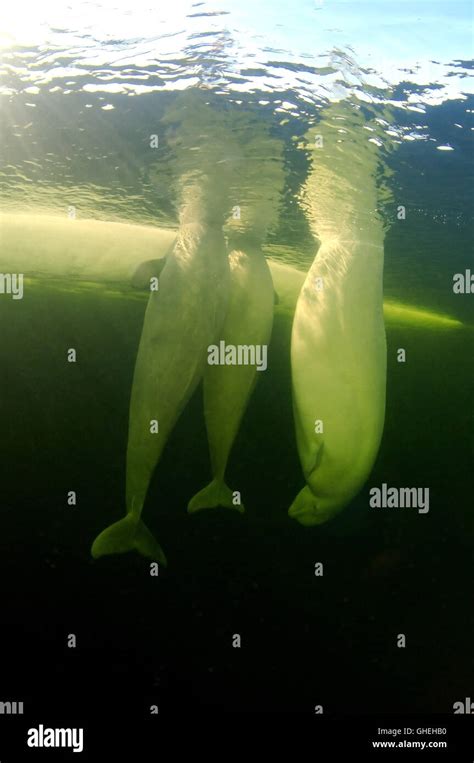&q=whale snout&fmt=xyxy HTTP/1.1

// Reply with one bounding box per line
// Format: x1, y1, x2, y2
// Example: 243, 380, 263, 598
288, 485, 341, 527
